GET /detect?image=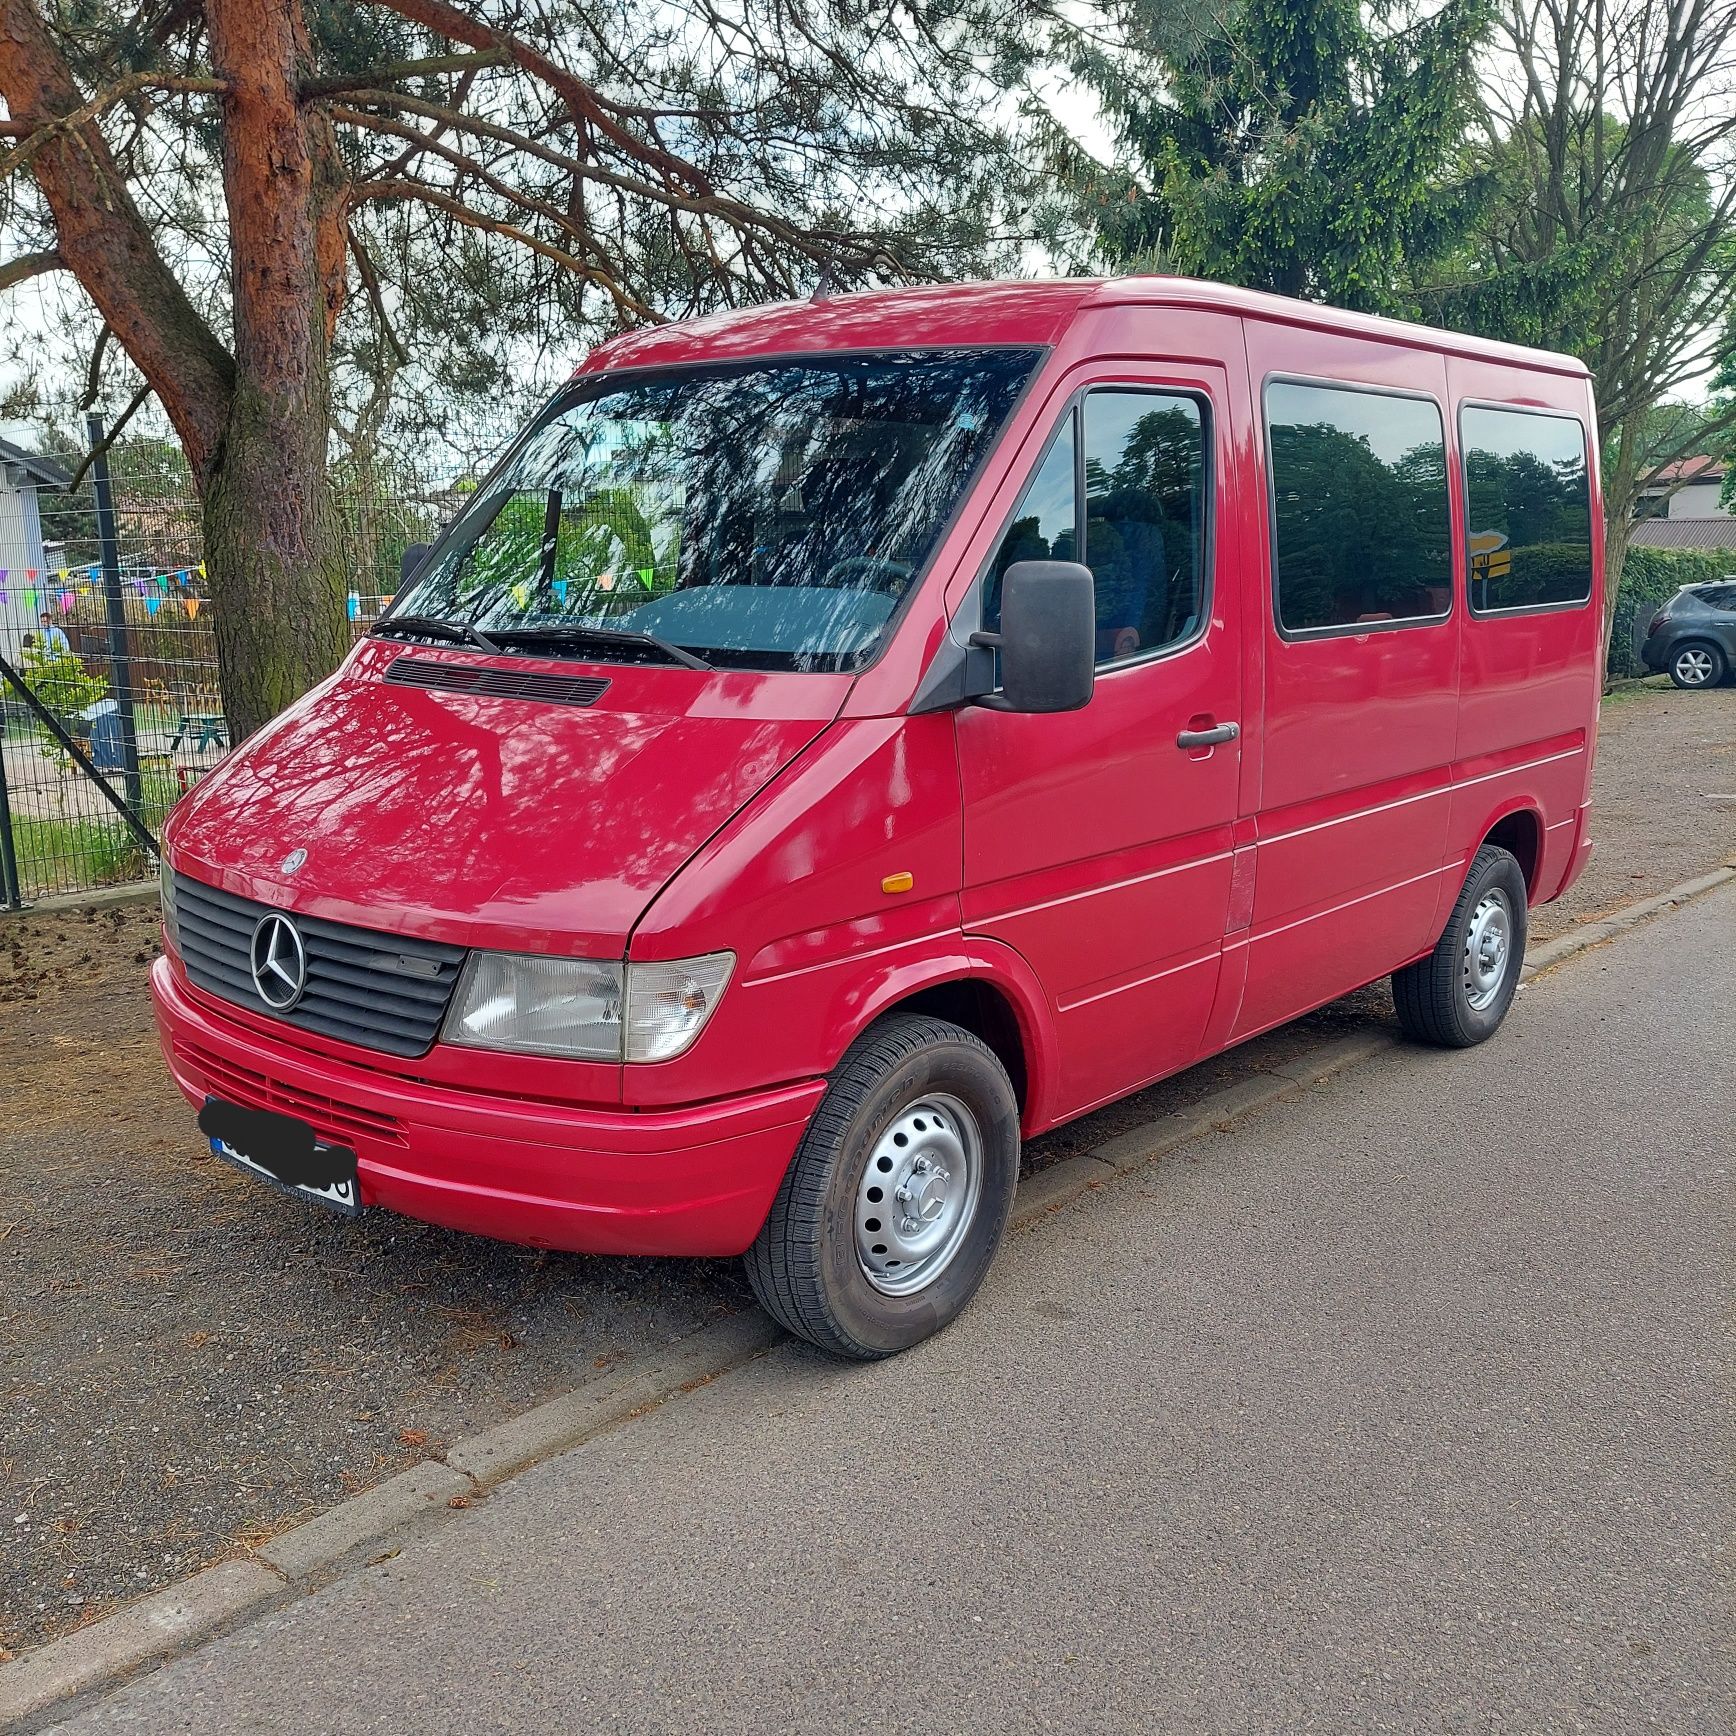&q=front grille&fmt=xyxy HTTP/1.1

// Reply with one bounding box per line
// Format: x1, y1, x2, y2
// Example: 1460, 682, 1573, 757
383, 655, 610, 707
171, 872, 466, 1058
174, 1036, 408, 1147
